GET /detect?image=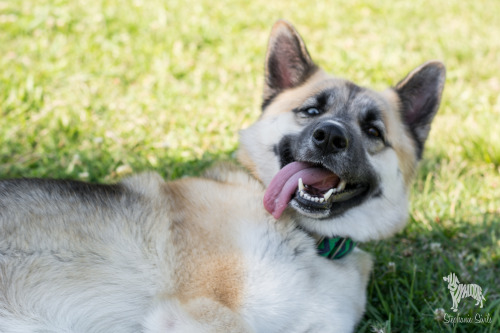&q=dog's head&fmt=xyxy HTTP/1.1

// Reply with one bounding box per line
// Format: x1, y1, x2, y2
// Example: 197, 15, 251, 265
238, 21, 445, 242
